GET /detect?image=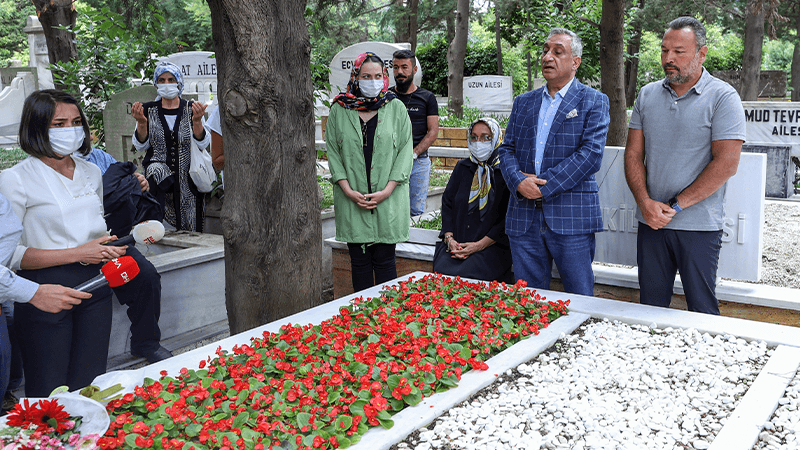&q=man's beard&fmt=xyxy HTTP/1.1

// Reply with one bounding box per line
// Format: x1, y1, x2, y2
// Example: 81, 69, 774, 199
395, 76, 413, 92
663, 65, 690, 85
